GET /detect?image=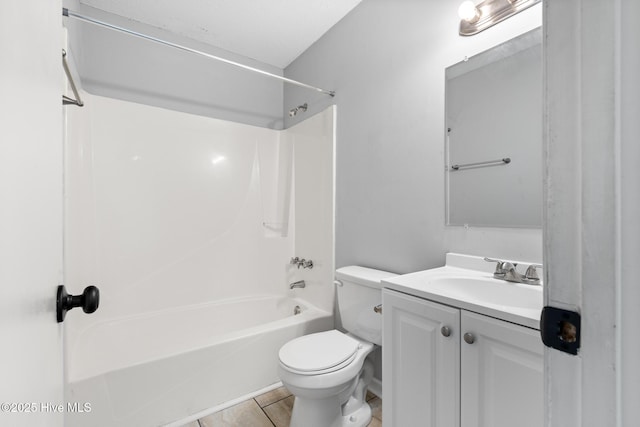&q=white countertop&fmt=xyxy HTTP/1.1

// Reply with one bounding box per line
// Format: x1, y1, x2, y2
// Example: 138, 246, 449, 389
382, 253, 543, 330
